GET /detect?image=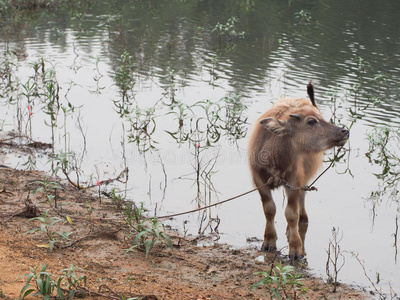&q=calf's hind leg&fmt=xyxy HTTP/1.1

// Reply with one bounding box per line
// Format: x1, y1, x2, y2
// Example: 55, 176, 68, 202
257, 184, 277, 251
